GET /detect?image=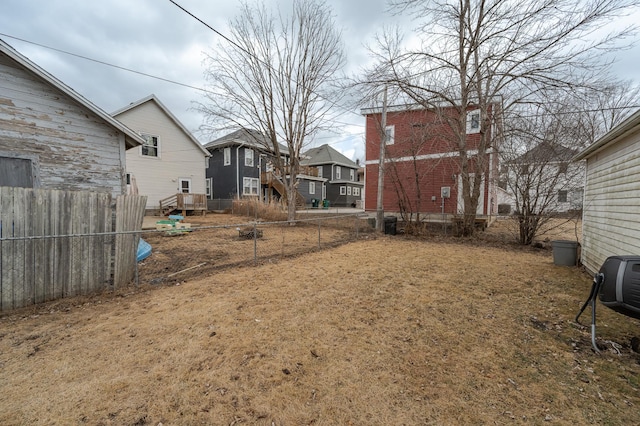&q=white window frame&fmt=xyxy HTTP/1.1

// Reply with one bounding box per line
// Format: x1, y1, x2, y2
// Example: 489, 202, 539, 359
206, 178, 212, 198
309, 181, 316, 195
347, 186, 352, 196
350, 169, 355, 181
224, 147, 231, 166
243, 177, 259, 196
336, 166, 342, 180
466, 110, 481, 134
385, 125, 395, 145
340, 186, 346, 195
353, 187, 360, 196
141, 134, 160, 158
245, 148, 254, 167
317, 166, 323, 178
